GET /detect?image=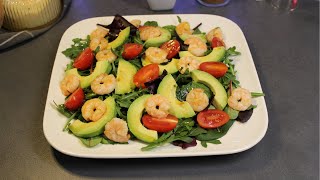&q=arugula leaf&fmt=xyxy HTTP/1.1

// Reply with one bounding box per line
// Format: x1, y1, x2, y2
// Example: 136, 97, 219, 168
176, 82, 213, 101
53, 101, 72, 118
251, 92, 265, 98
188, 126, 207, 136
144, 21, 158, 27
63, 111, 78, 131
163, 25, 177, 37
62, 36, 90, 59
196, 120, 235, 141
201, 139, 221, 148
113, 89, 150, 119
219, 47, 241, 89
79, 136, 102, 147
128, 58, 143, 69
141, 133, 175, 151
177, 16, 182, 23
